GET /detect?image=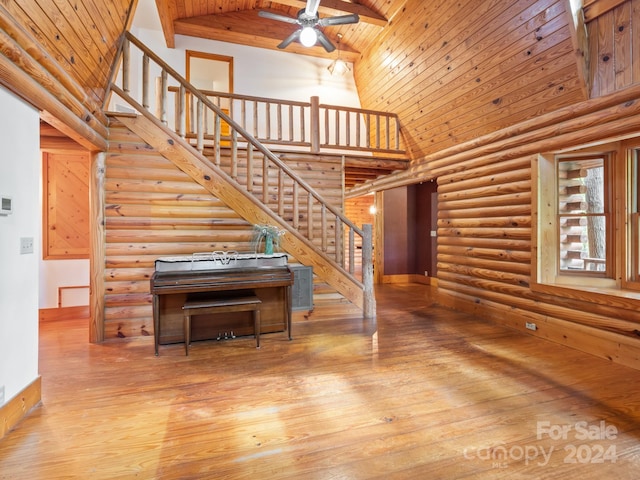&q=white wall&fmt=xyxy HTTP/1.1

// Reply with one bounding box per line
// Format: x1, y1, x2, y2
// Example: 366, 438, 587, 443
39, 259, 89, 308
0, 87, 40, 406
